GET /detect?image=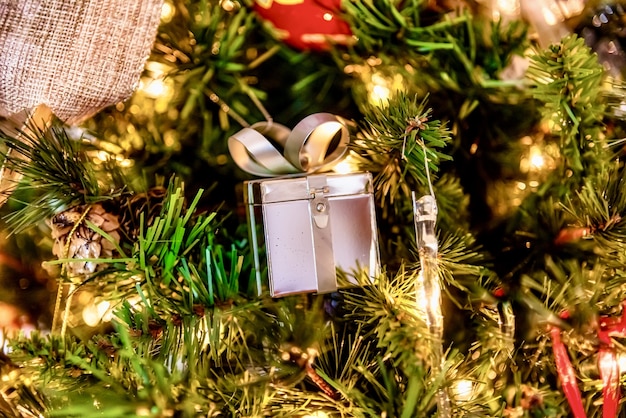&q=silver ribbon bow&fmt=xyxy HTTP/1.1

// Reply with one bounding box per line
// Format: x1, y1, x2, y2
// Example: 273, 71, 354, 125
228, 113, 351, 177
